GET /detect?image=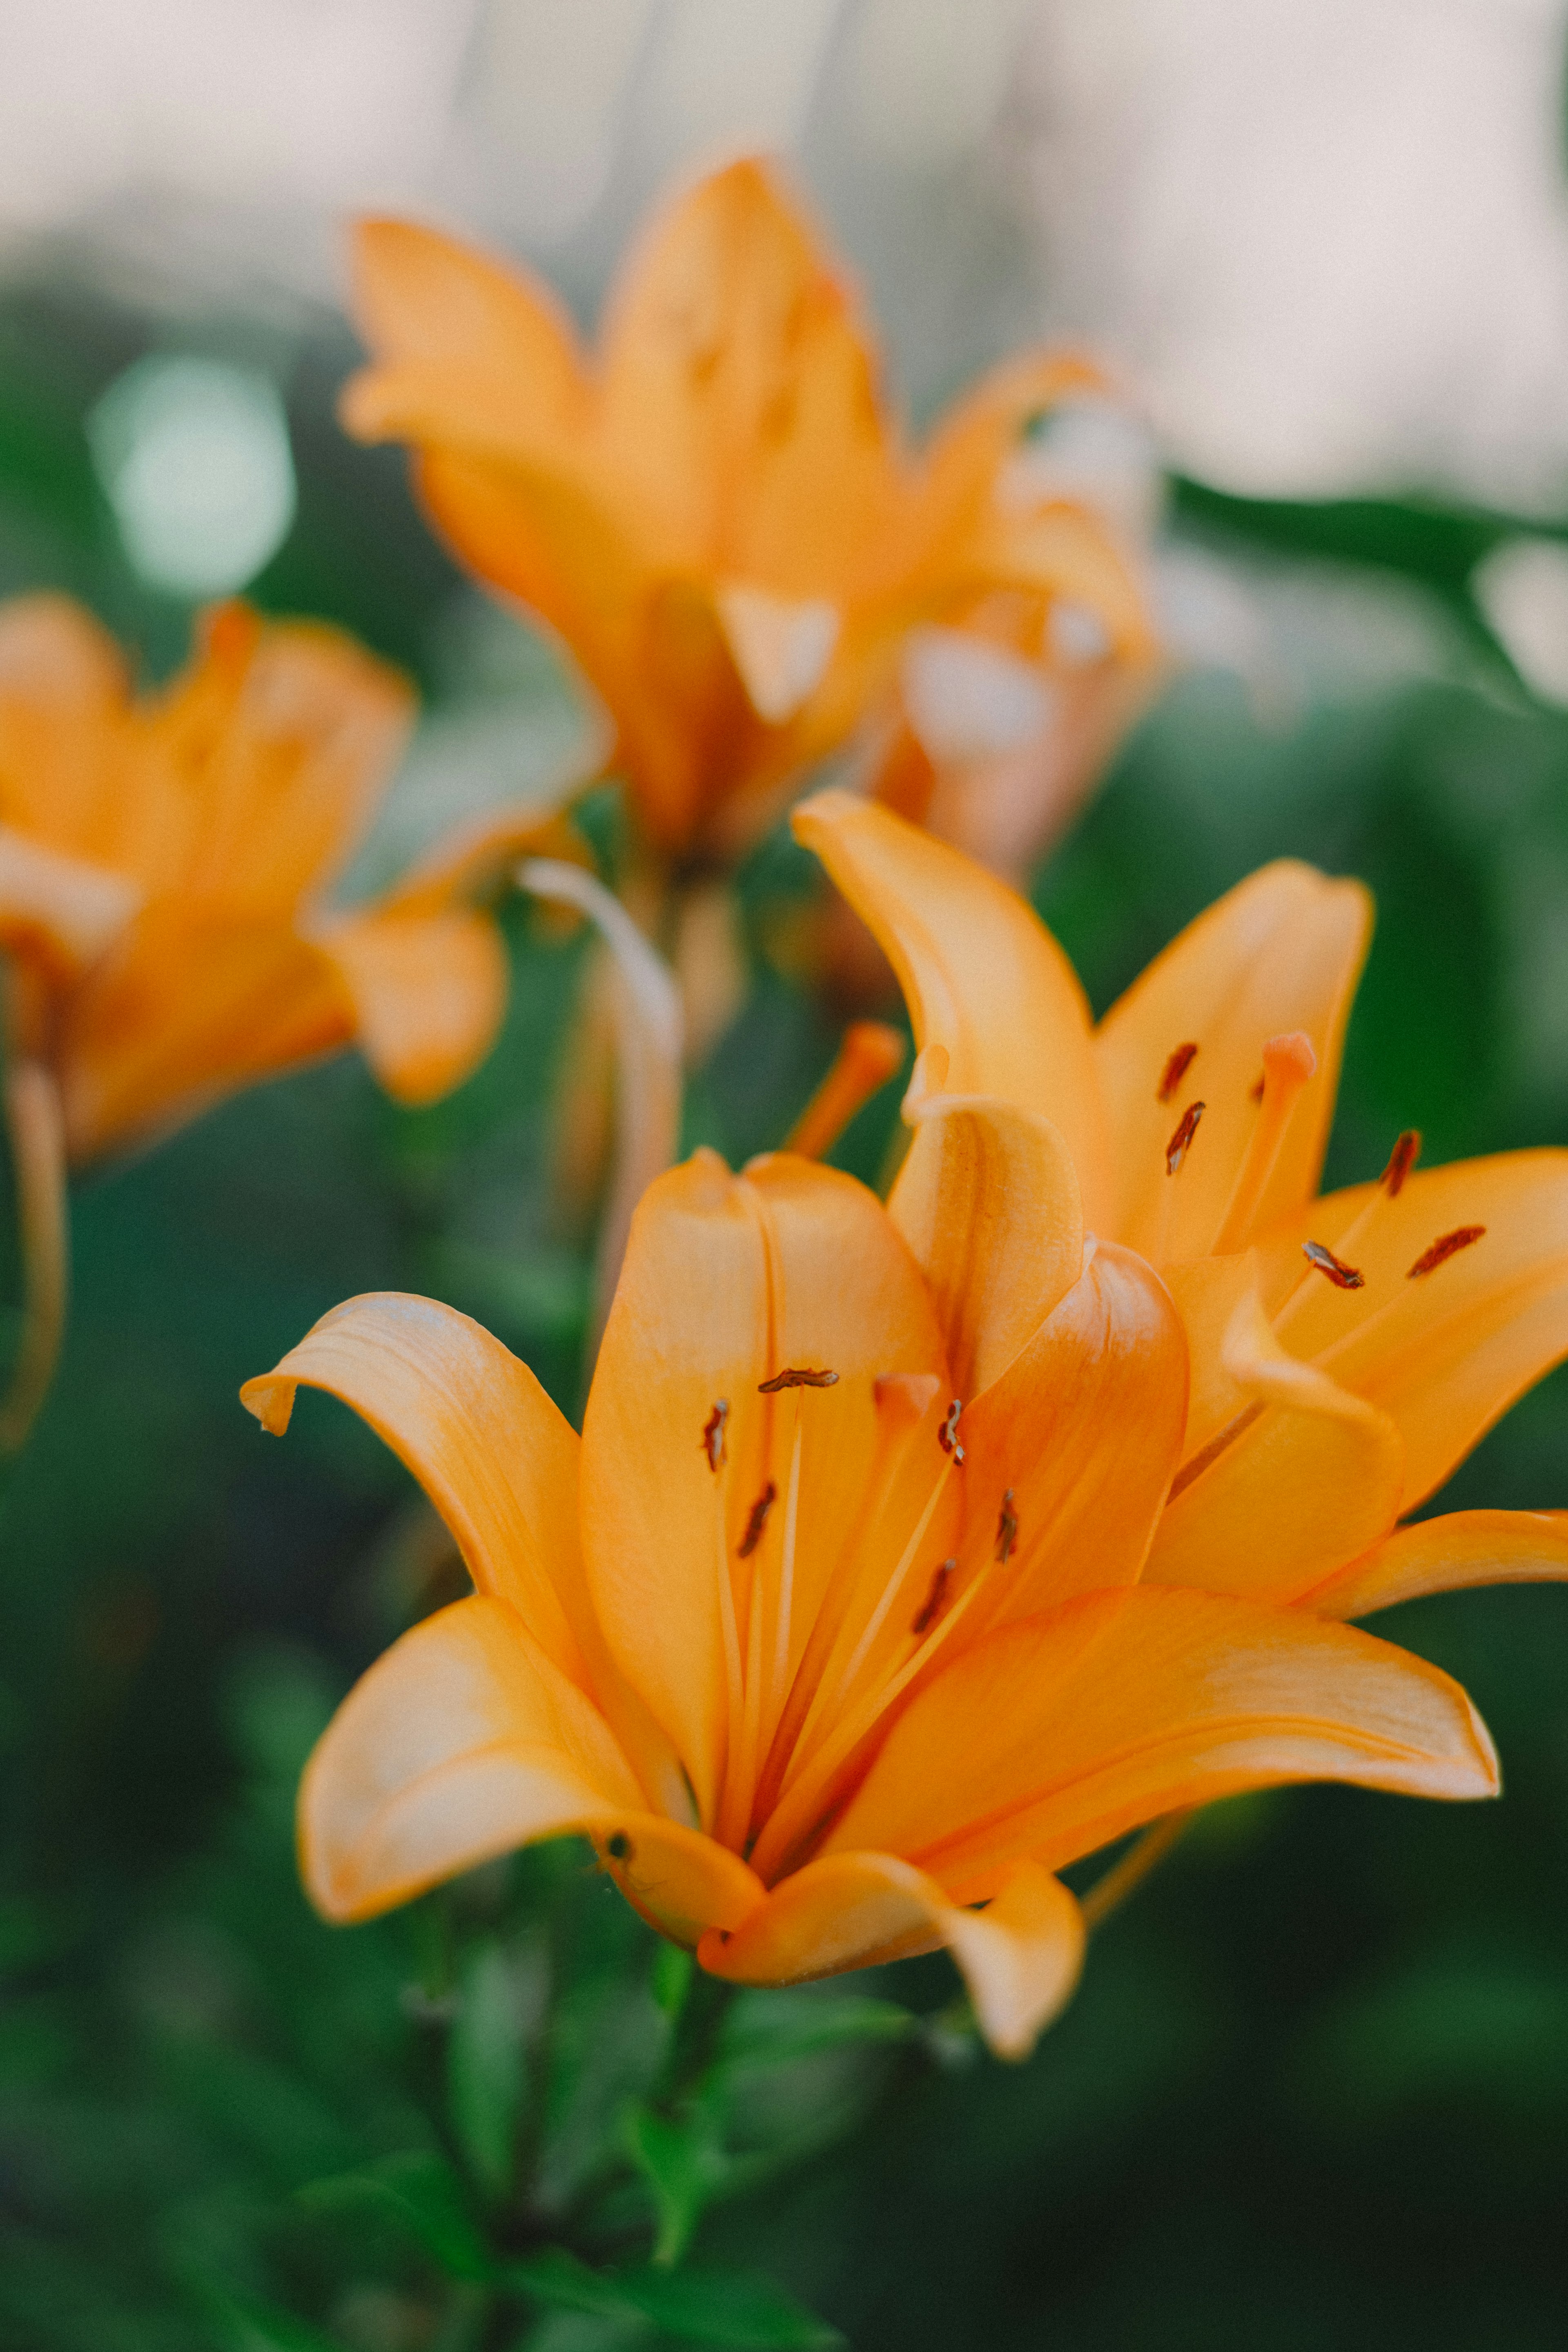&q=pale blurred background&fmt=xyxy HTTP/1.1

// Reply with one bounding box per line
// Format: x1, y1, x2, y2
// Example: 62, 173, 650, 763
6, 0, 1568, 492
